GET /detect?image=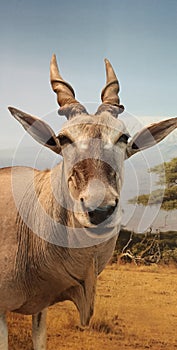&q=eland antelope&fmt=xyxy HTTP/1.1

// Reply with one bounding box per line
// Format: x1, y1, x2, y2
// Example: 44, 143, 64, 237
0, 55, 177, 349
